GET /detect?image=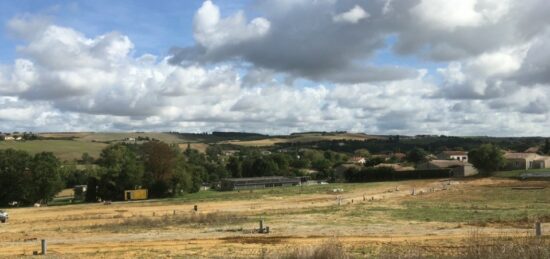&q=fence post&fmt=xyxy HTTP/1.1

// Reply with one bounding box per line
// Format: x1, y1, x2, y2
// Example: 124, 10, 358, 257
41, 239, 47, 255
259, 219, 265, 233
535, 221, 542, 237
